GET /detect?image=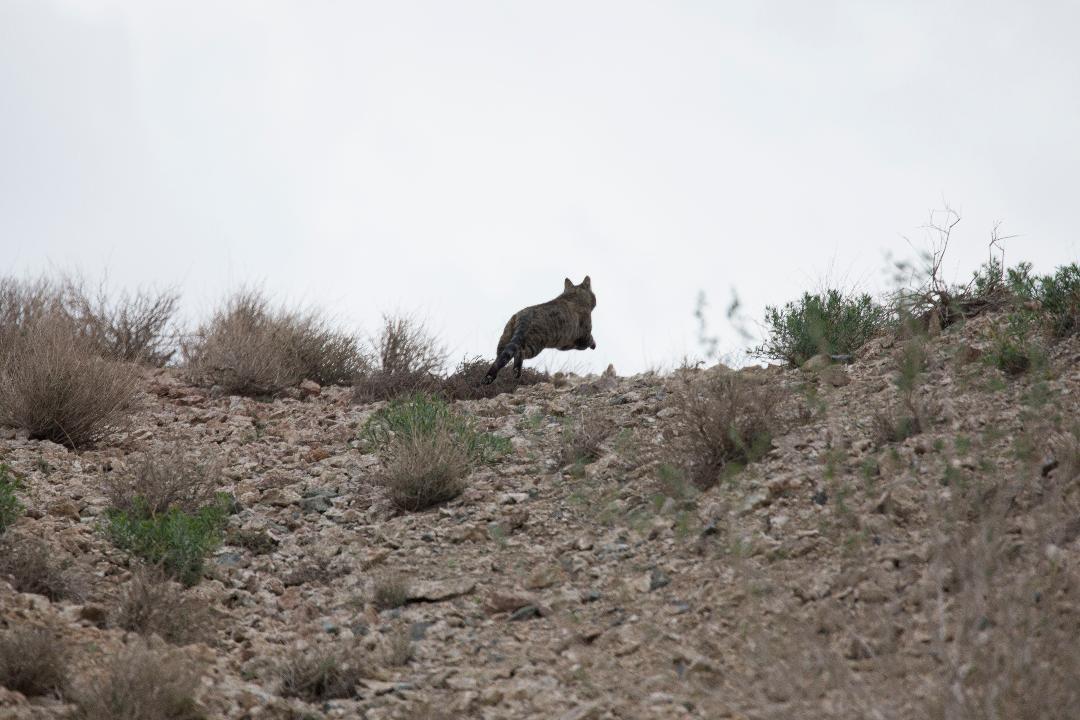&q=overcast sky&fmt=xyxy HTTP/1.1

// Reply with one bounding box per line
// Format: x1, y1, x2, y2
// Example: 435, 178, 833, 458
2, 1, 1077, 374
